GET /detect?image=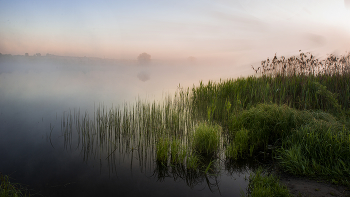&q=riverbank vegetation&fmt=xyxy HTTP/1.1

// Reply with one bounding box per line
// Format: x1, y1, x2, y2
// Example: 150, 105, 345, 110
58, 51, 350, 195
192, 51, 350, 195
